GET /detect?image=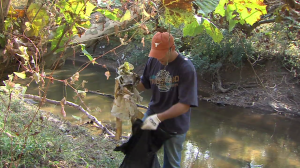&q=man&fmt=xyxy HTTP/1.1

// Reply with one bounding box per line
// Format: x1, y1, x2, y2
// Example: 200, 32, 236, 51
136, 32, 198, 168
